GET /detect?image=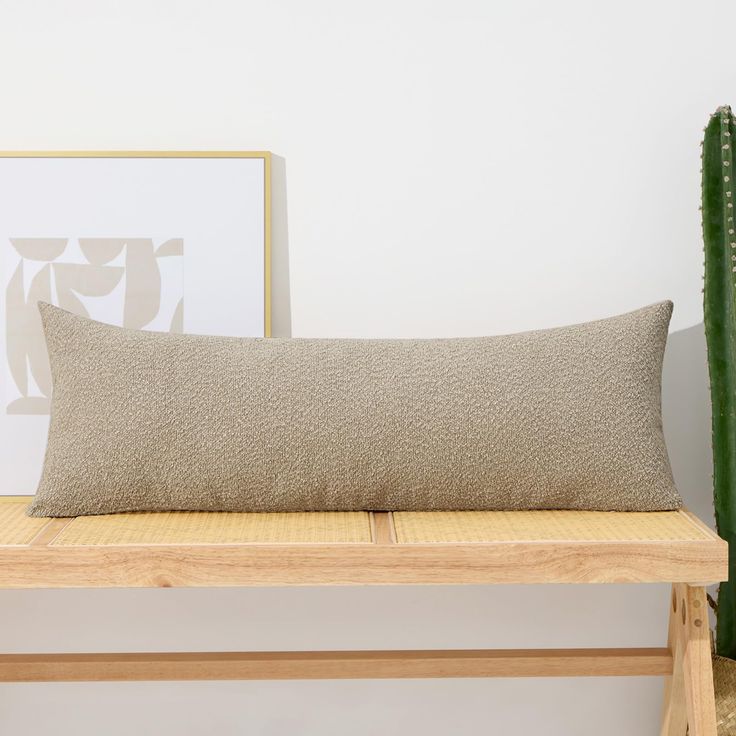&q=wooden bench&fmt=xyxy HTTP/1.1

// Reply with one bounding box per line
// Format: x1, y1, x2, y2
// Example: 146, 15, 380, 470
0, 496, 728, 734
